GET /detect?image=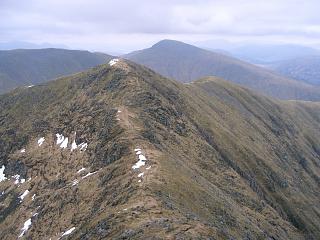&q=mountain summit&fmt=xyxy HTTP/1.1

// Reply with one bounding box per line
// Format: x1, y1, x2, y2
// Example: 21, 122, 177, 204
125, 40, 320, 101
0, 59, 319, 239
